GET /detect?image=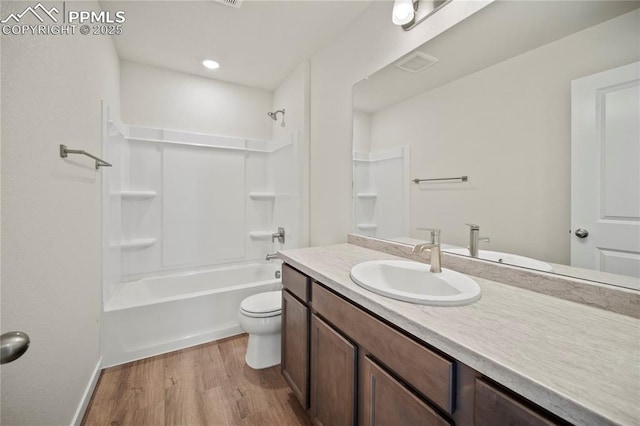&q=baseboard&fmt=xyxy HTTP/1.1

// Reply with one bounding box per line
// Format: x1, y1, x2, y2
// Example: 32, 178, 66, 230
71, 356, 103, 426
102, 325, 243, 368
